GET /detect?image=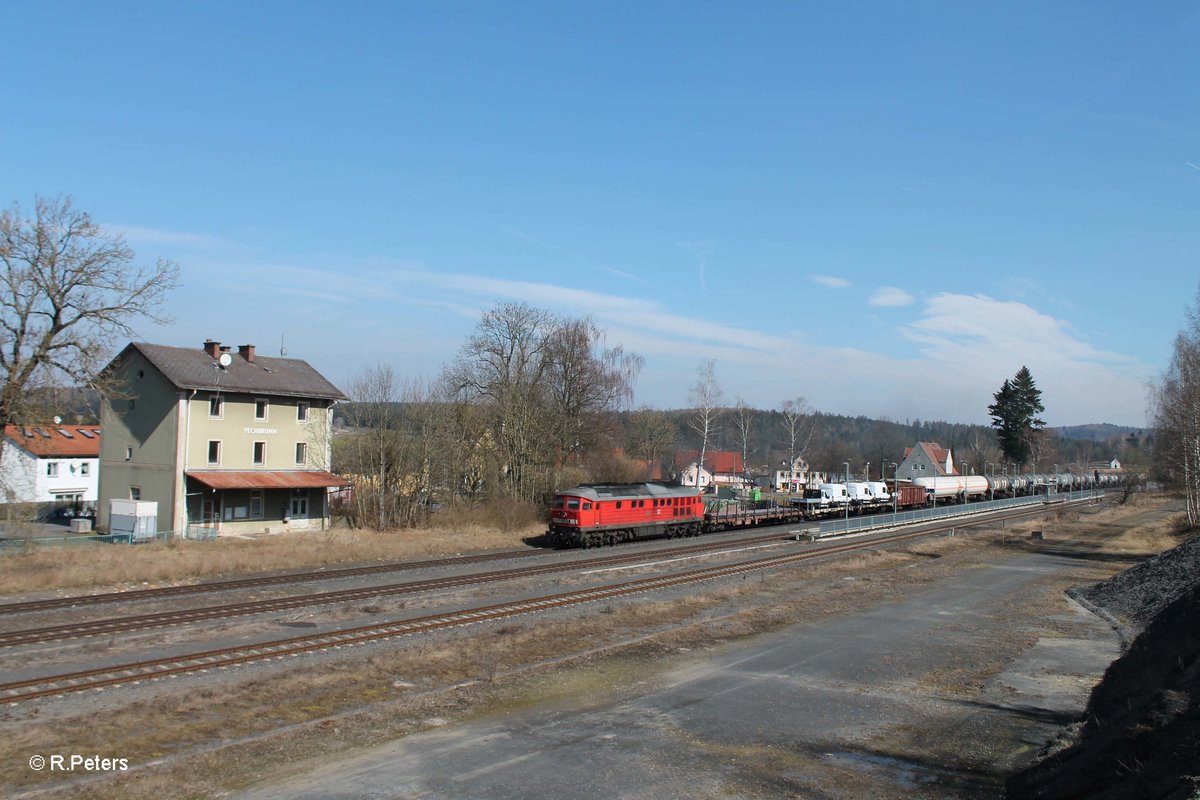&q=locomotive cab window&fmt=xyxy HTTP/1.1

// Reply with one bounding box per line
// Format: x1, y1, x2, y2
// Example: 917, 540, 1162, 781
554, 498, 564, 508
615, 501, 622, 509
567, 499, 580, 510
583, 502, 591, 510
